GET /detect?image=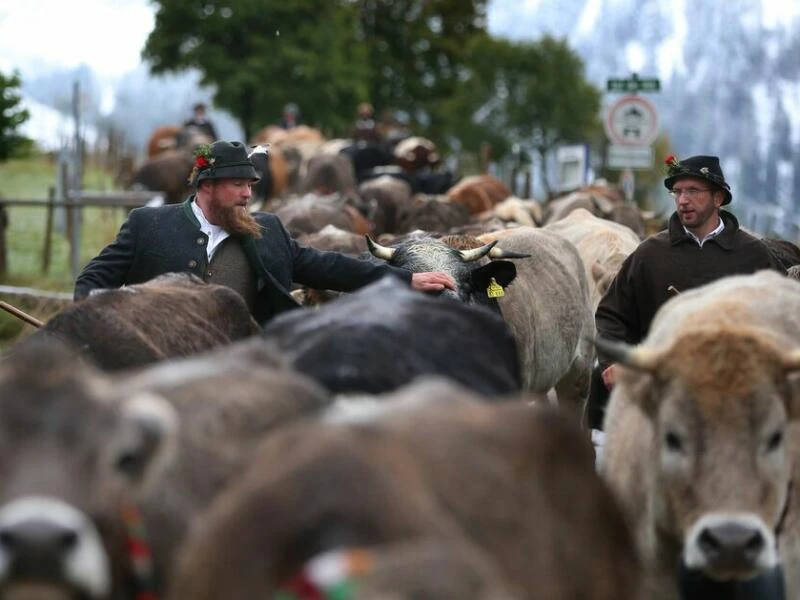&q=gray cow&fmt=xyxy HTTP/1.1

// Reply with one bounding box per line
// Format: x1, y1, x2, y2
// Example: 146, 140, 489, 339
599, 271, 800, 599
369, 227, 595, 420
0, 335, 331, 599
